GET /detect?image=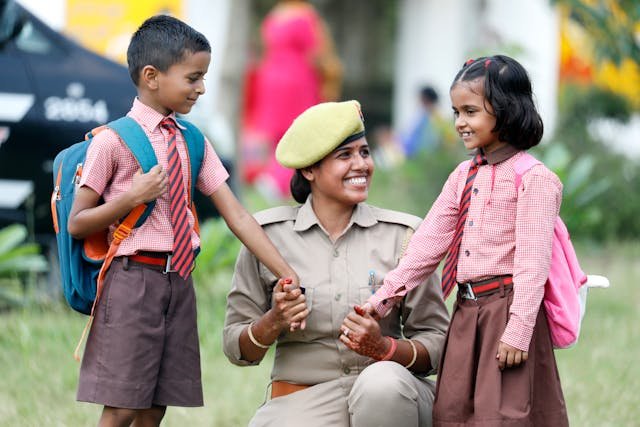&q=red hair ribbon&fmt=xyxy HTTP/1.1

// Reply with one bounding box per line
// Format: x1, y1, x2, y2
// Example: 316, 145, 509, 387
465, 58, 475, 66
484, 59, 491, 68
